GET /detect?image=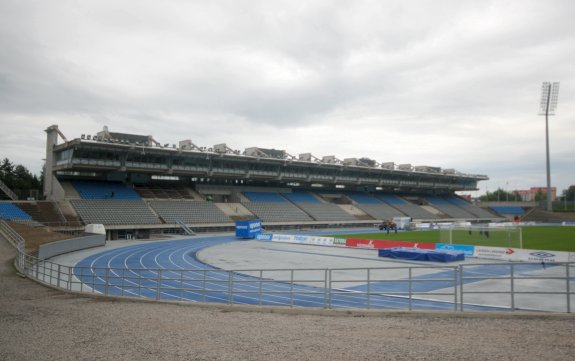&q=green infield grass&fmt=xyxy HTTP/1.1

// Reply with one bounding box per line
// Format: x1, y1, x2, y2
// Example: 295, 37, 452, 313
330, 226, 575, 252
